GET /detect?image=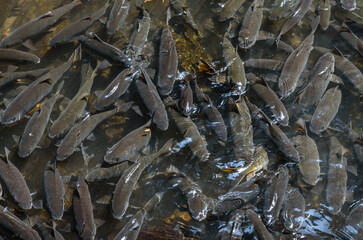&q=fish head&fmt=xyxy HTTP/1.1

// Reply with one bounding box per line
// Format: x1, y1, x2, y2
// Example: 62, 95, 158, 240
309, 121, 325, 135
339, 0, 356, 11
18, 144, 33, 158
0, 110, 22, 125
56, 141, 75, 161
238, 29, 253, 50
